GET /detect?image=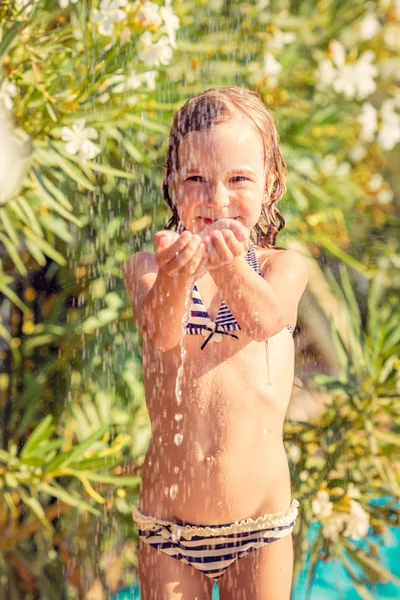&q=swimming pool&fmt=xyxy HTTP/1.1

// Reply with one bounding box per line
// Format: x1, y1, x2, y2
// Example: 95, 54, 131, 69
112, 522, 400, 600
